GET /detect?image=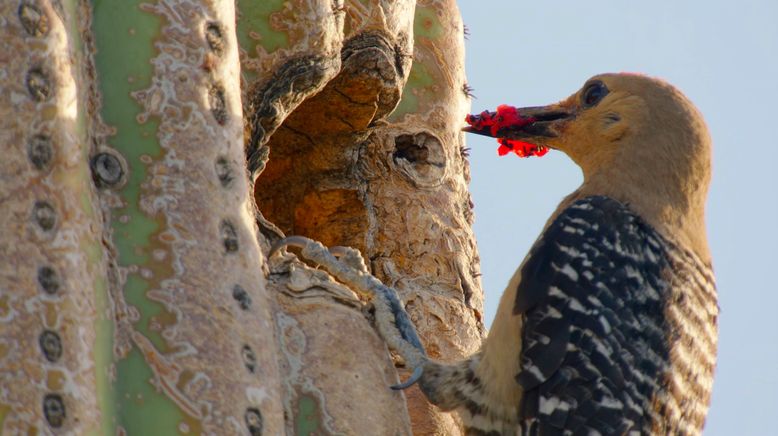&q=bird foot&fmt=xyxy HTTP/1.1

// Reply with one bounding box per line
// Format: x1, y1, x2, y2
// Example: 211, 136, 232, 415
270, 236, 428, 389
